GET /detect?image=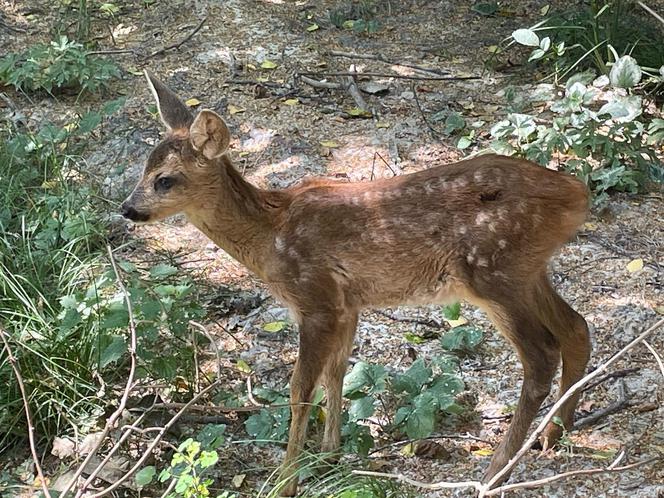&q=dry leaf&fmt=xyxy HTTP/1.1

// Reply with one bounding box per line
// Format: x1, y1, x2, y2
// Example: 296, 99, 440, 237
80, 432, 104, 455
185, 98, 201, 107
283, 98, 299, 106
228, 105, 245, 115
261, 60, 277, 69
246, 63, 256, 71
375, 122, 390, 129
400, 442, 415, 457
320, 140, 340, 148
51, 437, 75, 459
472, 448, 494, 457
414, 440, 452, 460
626, 258, 643, 272
445, 317, 468, 328
232, 473, 246, 488
236, 359, 252, 373
584, 222, 598, 231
